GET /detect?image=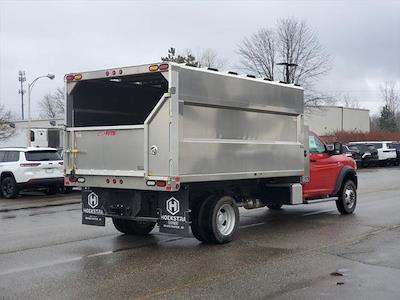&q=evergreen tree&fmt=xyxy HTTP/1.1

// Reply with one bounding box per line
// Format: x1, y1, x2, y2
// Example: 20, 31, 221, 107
161, 48, 199, 67
379, 104, 398, 131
